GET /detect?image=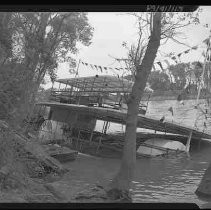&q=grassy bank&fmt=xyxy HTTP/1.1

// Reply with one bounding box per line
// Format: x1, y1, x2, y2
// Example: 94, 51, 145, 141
142, 90, 211, 101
